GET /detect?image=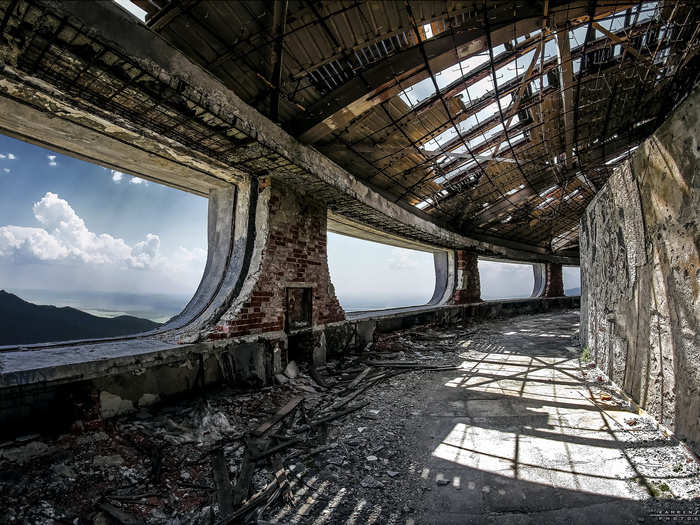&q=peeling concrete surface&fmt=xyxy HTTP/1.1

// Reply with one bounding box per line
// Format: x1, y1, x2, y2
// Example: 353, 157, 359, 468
581, 86, 700, 452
